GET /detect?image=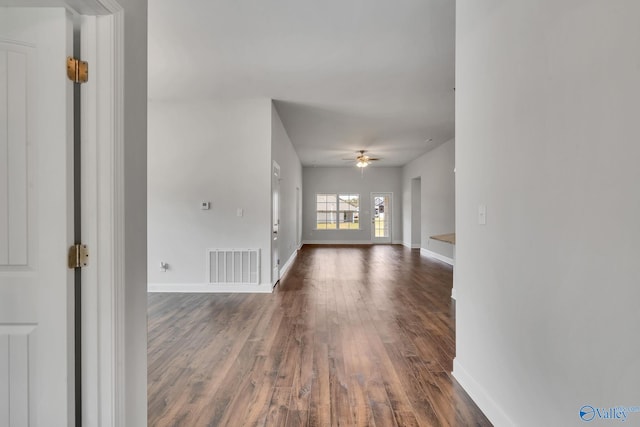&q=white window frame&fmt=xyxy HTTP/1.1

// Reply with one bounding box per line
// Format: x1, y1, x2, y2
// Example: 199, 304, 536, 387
315, 193, 361, 231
